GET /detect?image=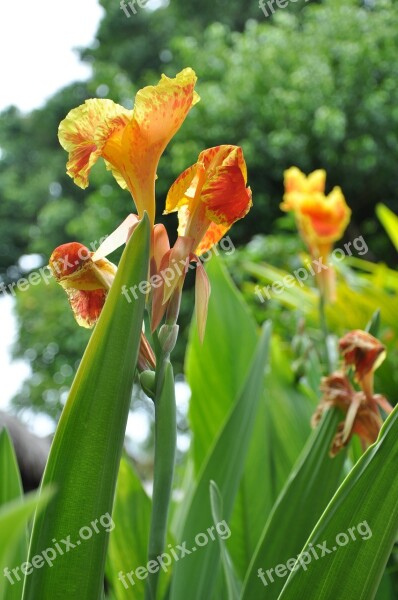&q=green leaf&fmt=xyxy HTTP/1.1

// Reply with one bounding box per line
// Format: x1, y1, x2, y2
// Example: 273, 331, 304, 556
105, 456, 152, 600
0, 428, 24, 506
209, 481, 241, 600
241, 408, 345, 600
0, 429, 27, 600
279, 405, 398, 600
170, 321, 272, 600
376, 204, 398, 251
23, 214, 151, 600
186, 255, 258, 472
0, 489, 53, 600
